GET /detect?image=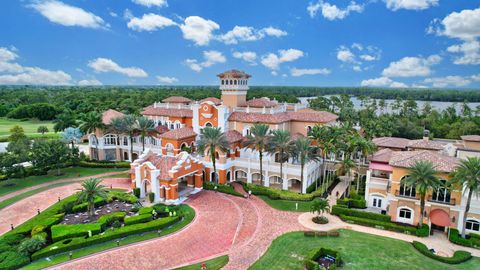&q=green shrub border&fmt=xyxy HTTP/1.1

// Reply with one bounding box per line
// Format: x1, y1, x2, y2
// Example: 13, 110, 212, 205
304, 247, 343, 270
412, 241, 472, 264
331, 205, 391, 222
78, 161, 130, 168
448, 228, 480, 248
203, 182, 243, 197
